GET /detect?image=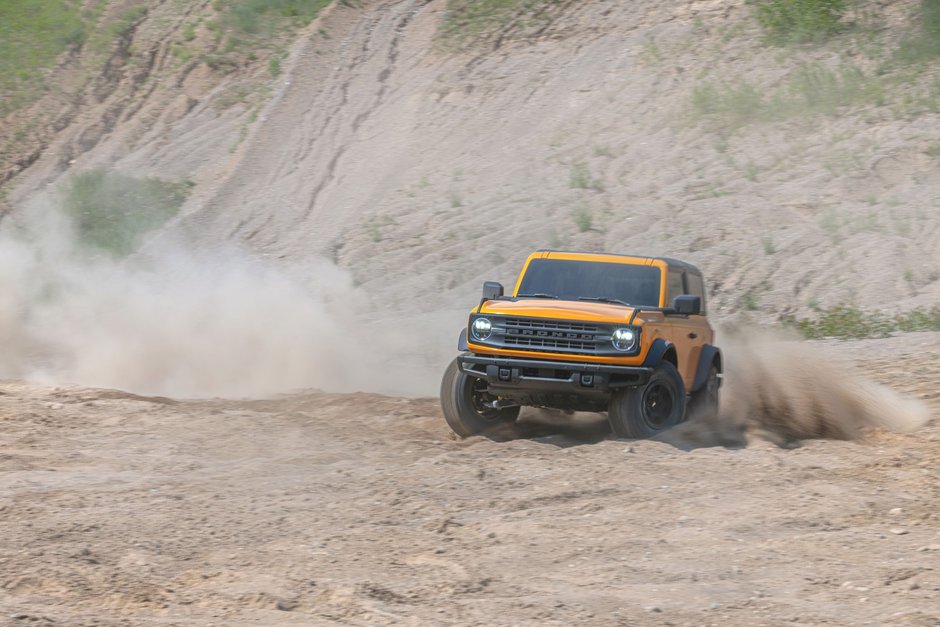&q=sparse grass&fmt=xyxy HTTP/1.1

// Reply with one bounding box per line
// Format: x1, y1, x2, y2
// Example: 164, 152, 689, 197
744, 162, 760, 181
204, 0, 328, 71
63, 170, 192, 257
569, 161, 604, 191
846, 210, 880, 235
753, 0, 846, 44
547, 228, 568, 249
788, 64, 886, 112
894, 0, 940, 65
437, 0, 564, 49
926, 144, 940, 160
762, 236, 777, 255
741, 290, 760, 311
216, 0, 331, 36
111, 5, 147, 39
573, 206, 592, 232
85, 4, 148, 58
692, 63, 887, 127
785, 306, 940, 339
639, 41, 664, 64
691, 81, 765, 125
818, 208, 842, 243
268, 53, 282, 77
0, 0, 92, 115
449, 190, 463, 208
364, 215, 396, 243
